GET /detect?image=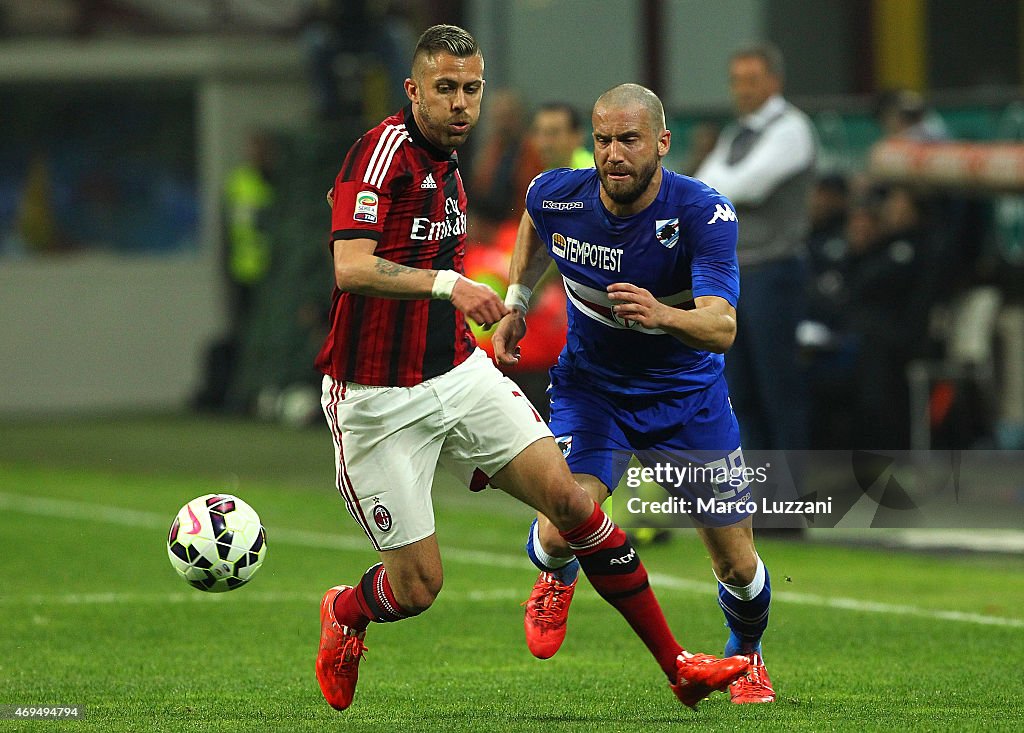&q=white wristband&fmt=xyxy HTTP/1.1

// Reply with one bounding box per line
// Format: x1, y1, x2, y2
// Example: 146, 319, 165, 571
504, 283, 533, 314
431, 269, 461, 300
